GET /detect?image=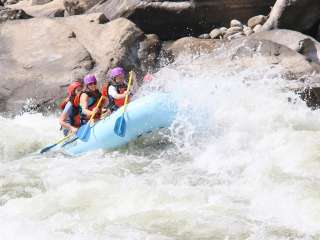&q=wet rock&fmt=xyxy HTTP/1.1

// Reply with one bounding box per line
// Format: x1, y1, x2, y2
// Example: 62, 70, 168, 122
165, 37, 219, 62
220, 27, 228, 35
247, 15, 267, 28
225, 26, 243, 38
198, 33, 210, 39
209, 28, 223, 39
253, 24, 263, 33
138, 34, 161, 72
297, 38, 320, 64
243, 25, 254, 36
230, 19, 243, 28
227, 32, 245, 40
250, 29, 320, 65
225, 38, 315, 76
